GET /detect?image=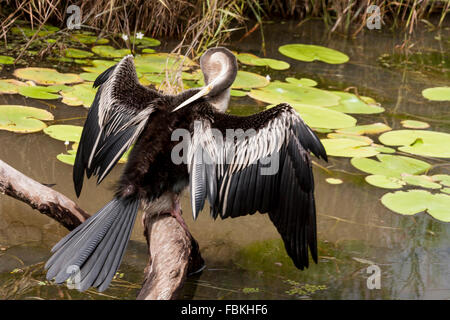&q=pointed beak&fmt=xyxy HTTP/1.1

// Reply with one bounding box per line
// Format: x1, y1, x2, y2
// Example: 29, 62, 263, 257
172, 84, 213, 113
172, 66, 228, 113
